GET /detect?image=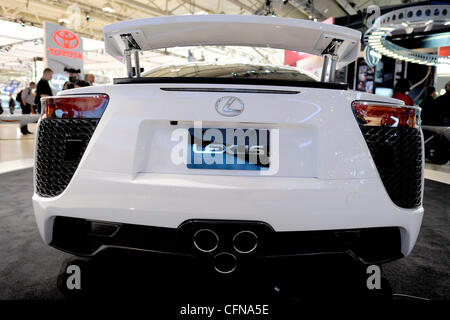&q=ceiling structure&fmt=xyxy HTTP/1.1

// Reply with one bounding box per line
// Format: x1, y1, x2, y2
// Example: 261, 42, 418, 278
0, 0, 338, 40
364, 4, 450, 66
0, 0, 426, 81
0, 0, 425, 40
